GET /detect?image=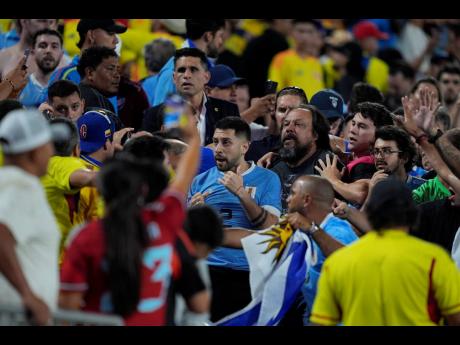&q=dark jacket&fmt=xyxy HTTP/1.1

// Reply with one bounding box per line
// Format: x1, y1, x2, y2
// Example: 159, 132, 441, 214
141, 96, 240, 145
